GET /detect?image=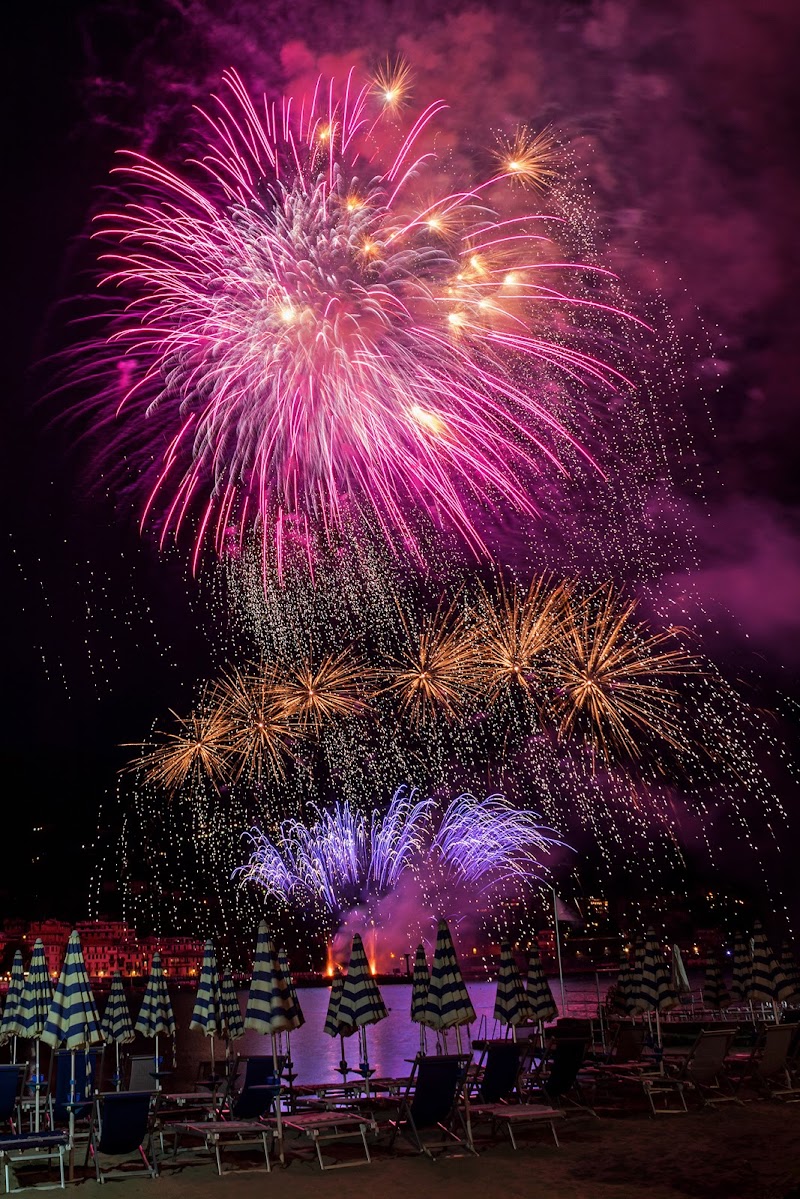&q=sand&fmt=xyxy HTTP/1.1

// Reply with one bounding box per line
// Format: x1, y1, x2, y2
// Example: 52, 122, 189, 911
20, 1103, 796, 1199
